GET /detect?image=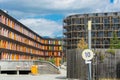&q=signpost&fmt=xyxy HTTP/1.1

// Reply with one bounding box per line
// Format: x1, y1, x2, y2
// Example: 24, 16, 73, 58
82, 20, 93, 80
82, 49, 93, 80
82, 49, 94, 80
82, 49, 94, 61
